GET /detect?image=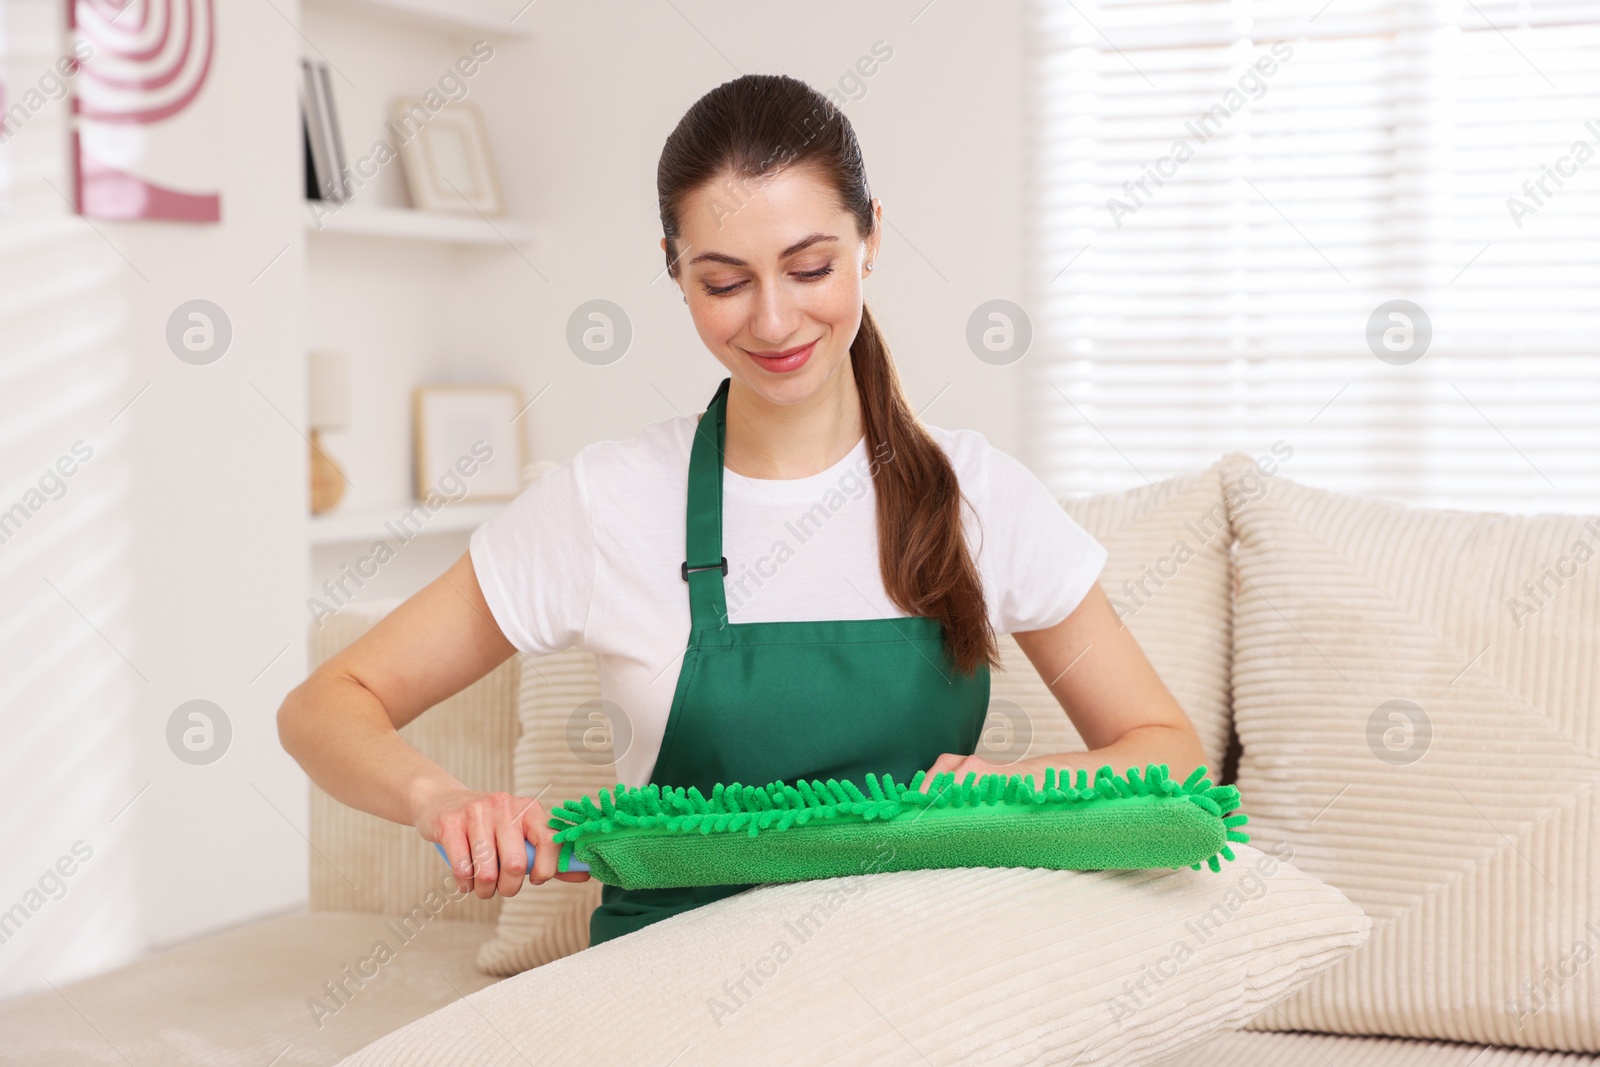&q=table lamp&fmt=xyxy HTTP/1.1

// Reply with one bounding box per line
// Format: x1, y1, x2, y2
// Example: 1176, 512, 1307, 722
308, 350, 350, 514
